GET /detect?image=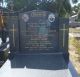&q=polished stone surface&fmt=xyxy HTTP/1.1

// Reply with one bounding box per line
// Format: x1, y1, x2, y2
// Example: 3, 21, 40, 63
0, 54, 78, 77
